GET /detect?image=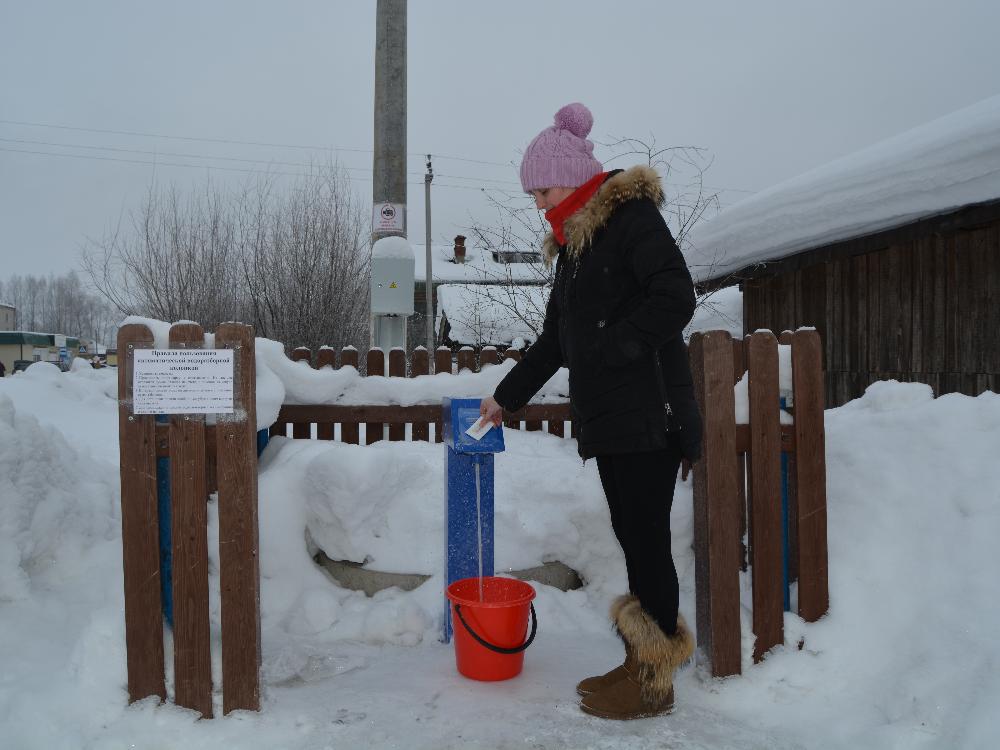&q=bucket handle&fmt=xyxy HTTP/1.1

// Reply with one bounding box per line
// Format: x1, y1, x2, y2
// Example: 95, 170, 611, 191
453, 602, 537, 655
